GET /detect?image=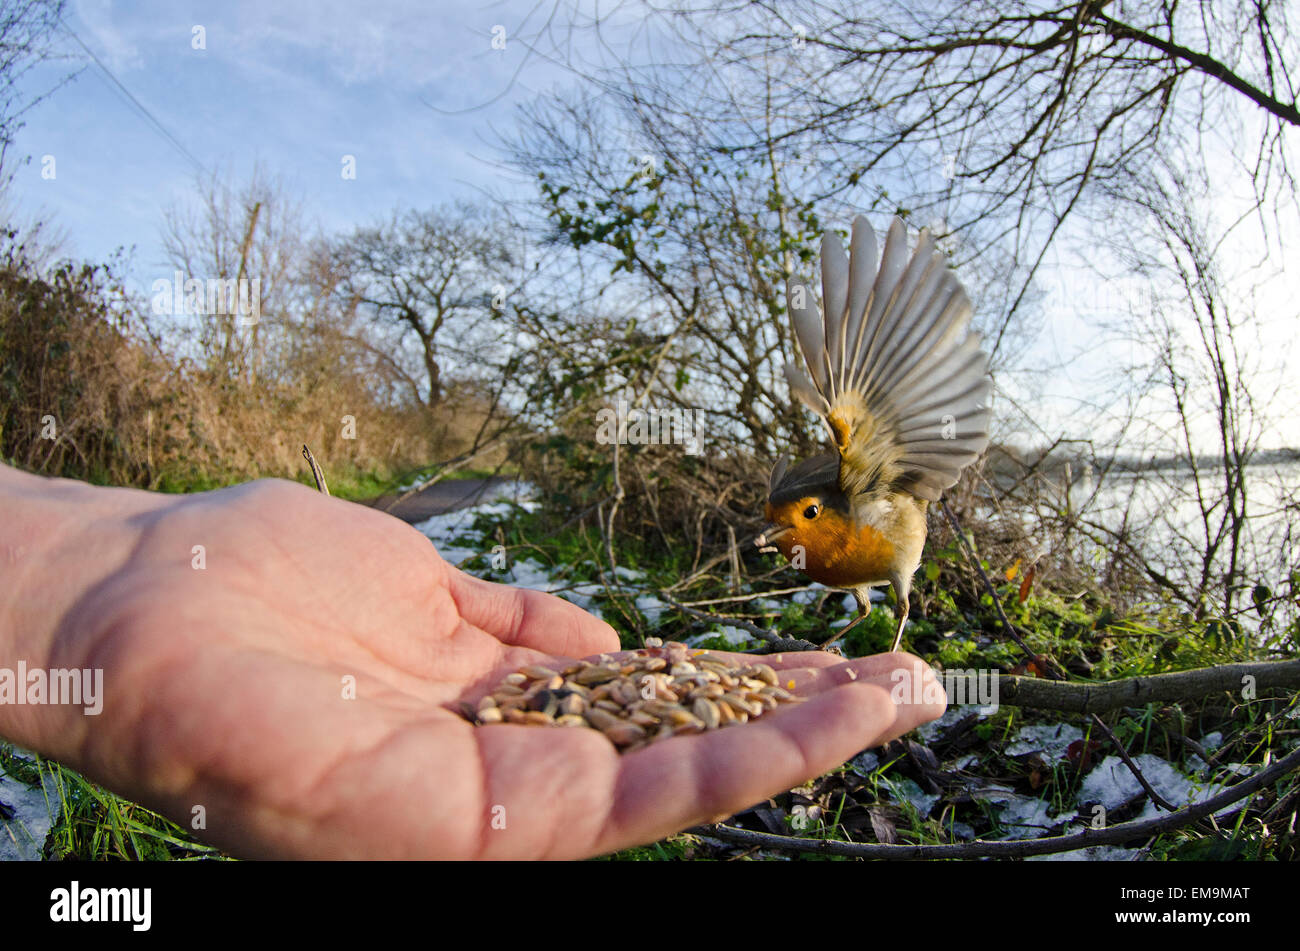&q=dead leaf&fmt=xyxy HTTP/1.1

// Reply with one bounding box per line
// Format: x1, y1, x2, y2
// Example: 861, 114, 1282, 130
868, 807, 898, 844
1018, 565, 1036, 603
